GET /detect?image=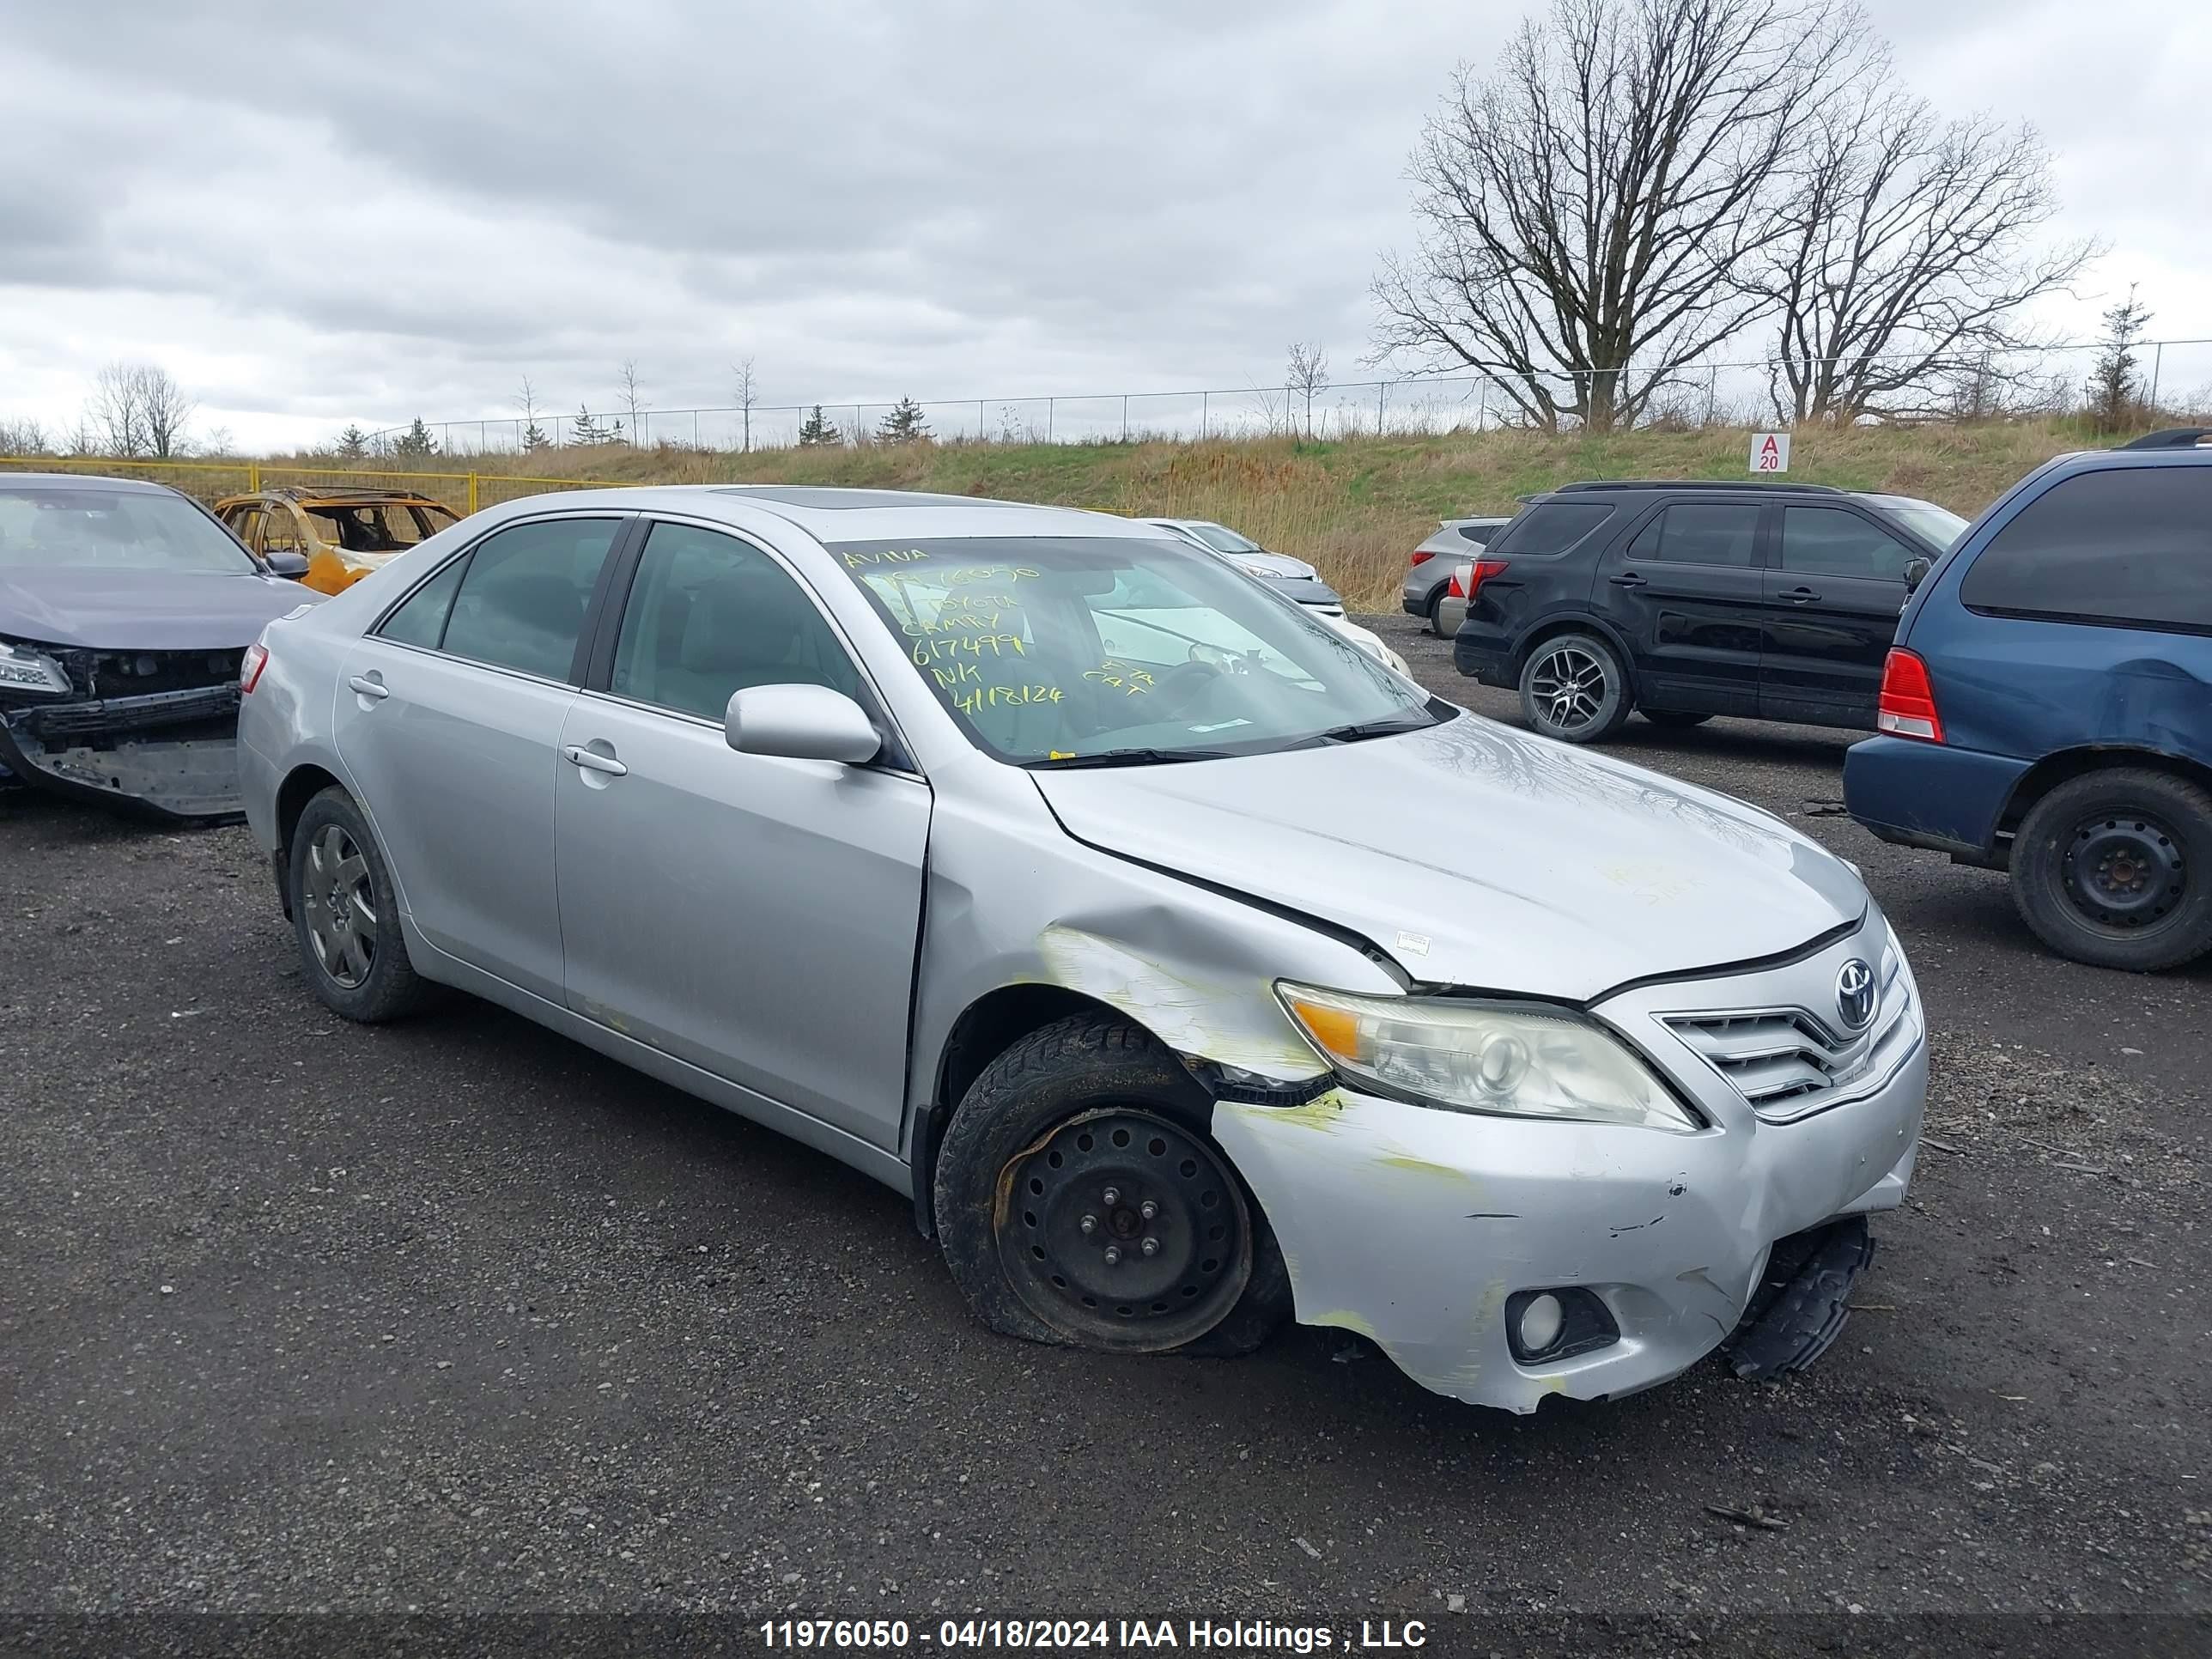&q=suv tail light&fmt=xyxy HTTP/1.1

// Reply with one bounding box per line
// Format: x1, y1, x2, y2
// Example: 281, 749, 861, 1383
1876, 647, 1942, 742
1410, 550, 1437, 567
1448, 558, 1508, 602
240, 641, 269, 695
